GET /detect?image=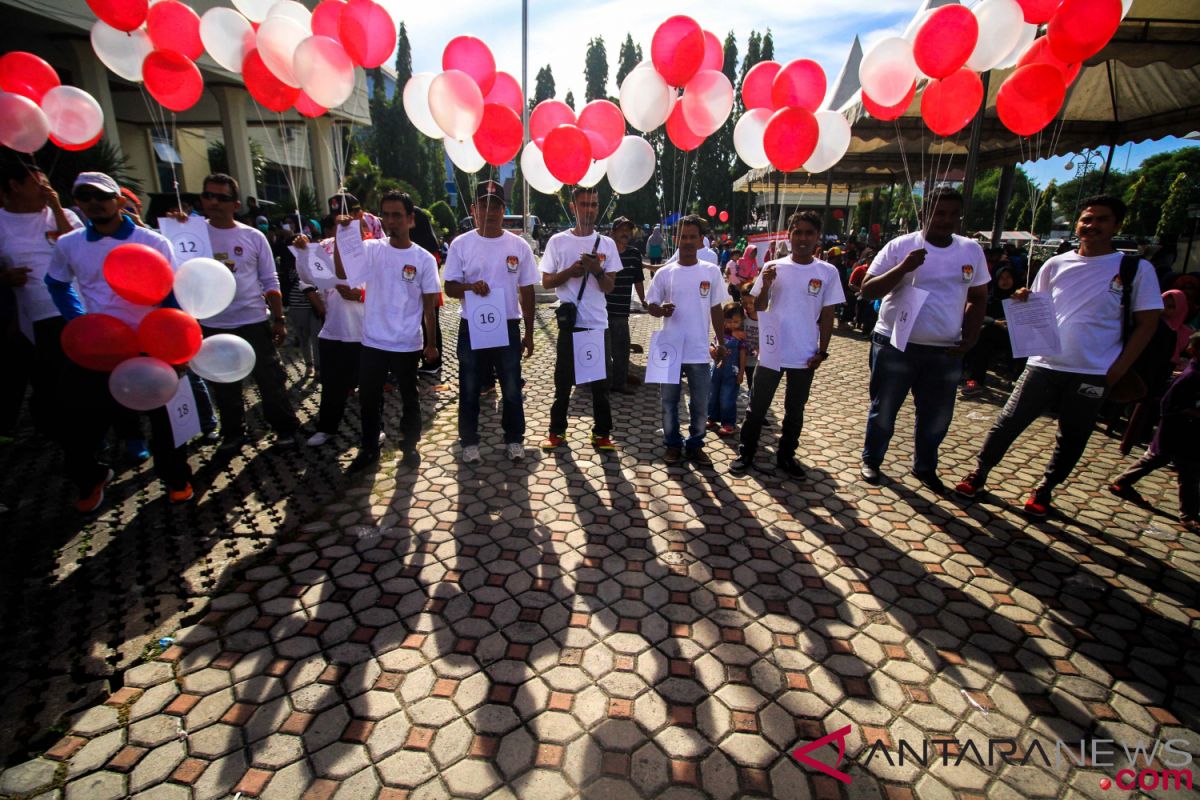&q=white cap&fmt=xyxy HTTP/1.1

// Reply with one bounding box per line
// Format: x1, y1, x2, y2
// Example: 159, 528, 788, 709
72, 172, 120, 196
